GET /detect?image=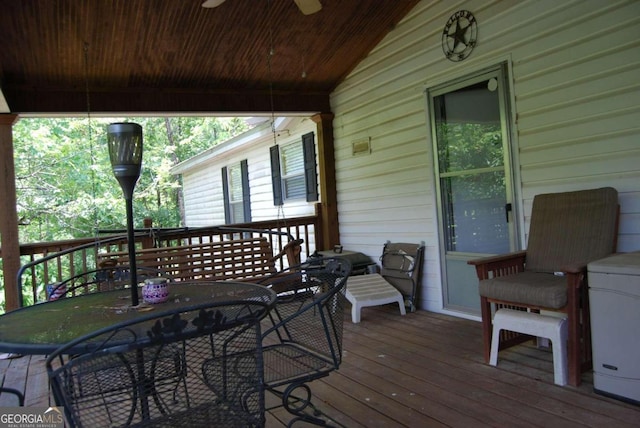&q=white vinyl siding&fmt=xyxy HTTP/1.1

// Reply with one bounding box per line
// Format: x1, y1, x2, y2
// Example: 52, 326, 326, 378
175, 117, 318, 227
181, 166, 223, 226
330, 0, 640, 314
